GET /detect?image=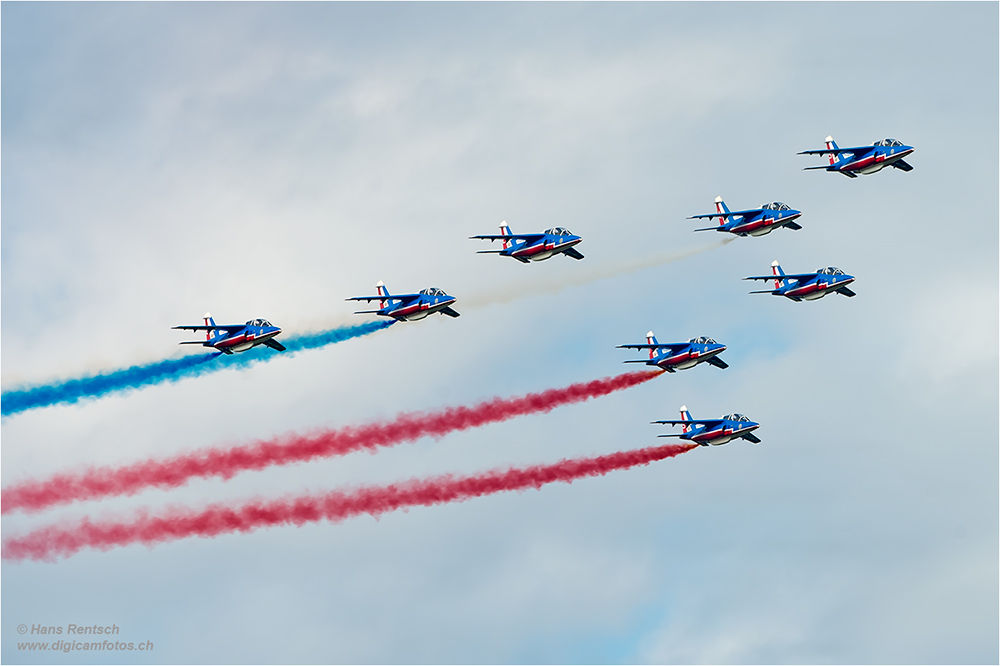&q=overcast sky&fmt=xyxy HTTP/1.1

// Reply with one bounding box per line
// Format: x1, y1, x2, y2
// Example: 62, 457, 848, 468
2, 3, 997, 664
